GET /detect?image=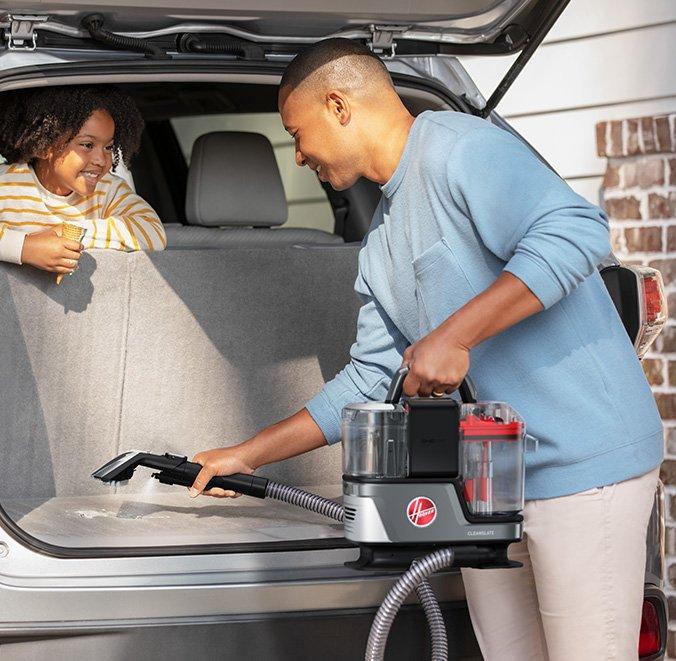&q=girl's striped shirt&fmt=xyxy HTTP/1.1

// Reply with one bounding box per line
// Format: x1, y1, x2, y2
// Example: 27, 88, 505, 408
0, 162, 166, 264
